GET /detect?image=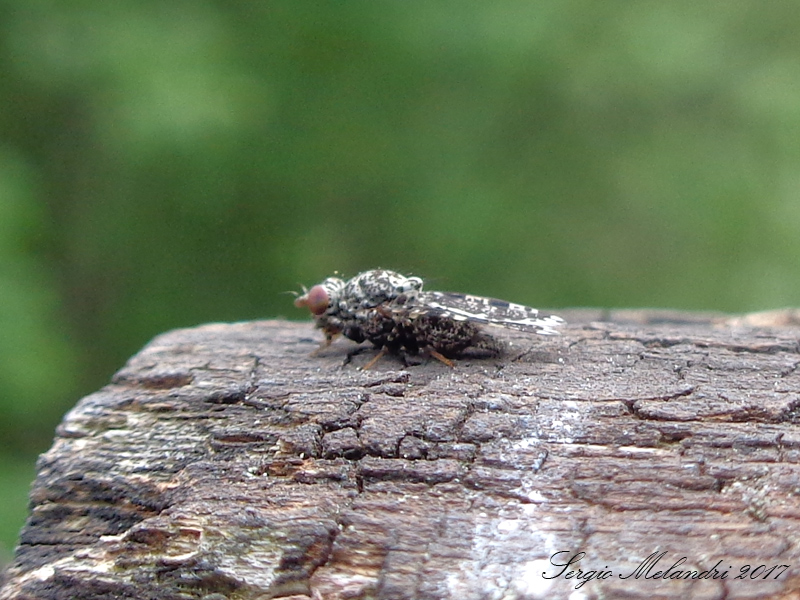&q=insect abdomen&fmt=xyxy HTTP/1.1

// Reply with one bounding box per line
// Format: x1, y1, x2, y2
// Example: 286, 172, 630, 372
356, 310, 499, 357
